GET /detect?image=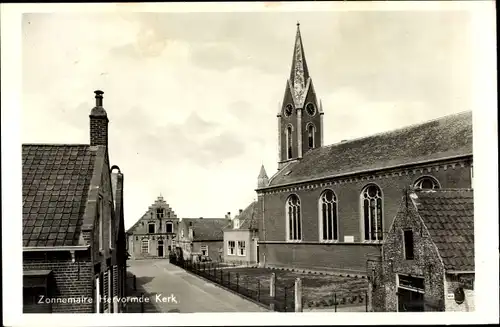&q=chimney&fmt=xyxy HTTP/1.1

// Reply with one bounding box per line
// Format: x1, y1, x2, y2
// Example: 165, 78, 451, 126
226, 212, 231, 220
89, 90, 109, 147
239, 209, 243, 215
